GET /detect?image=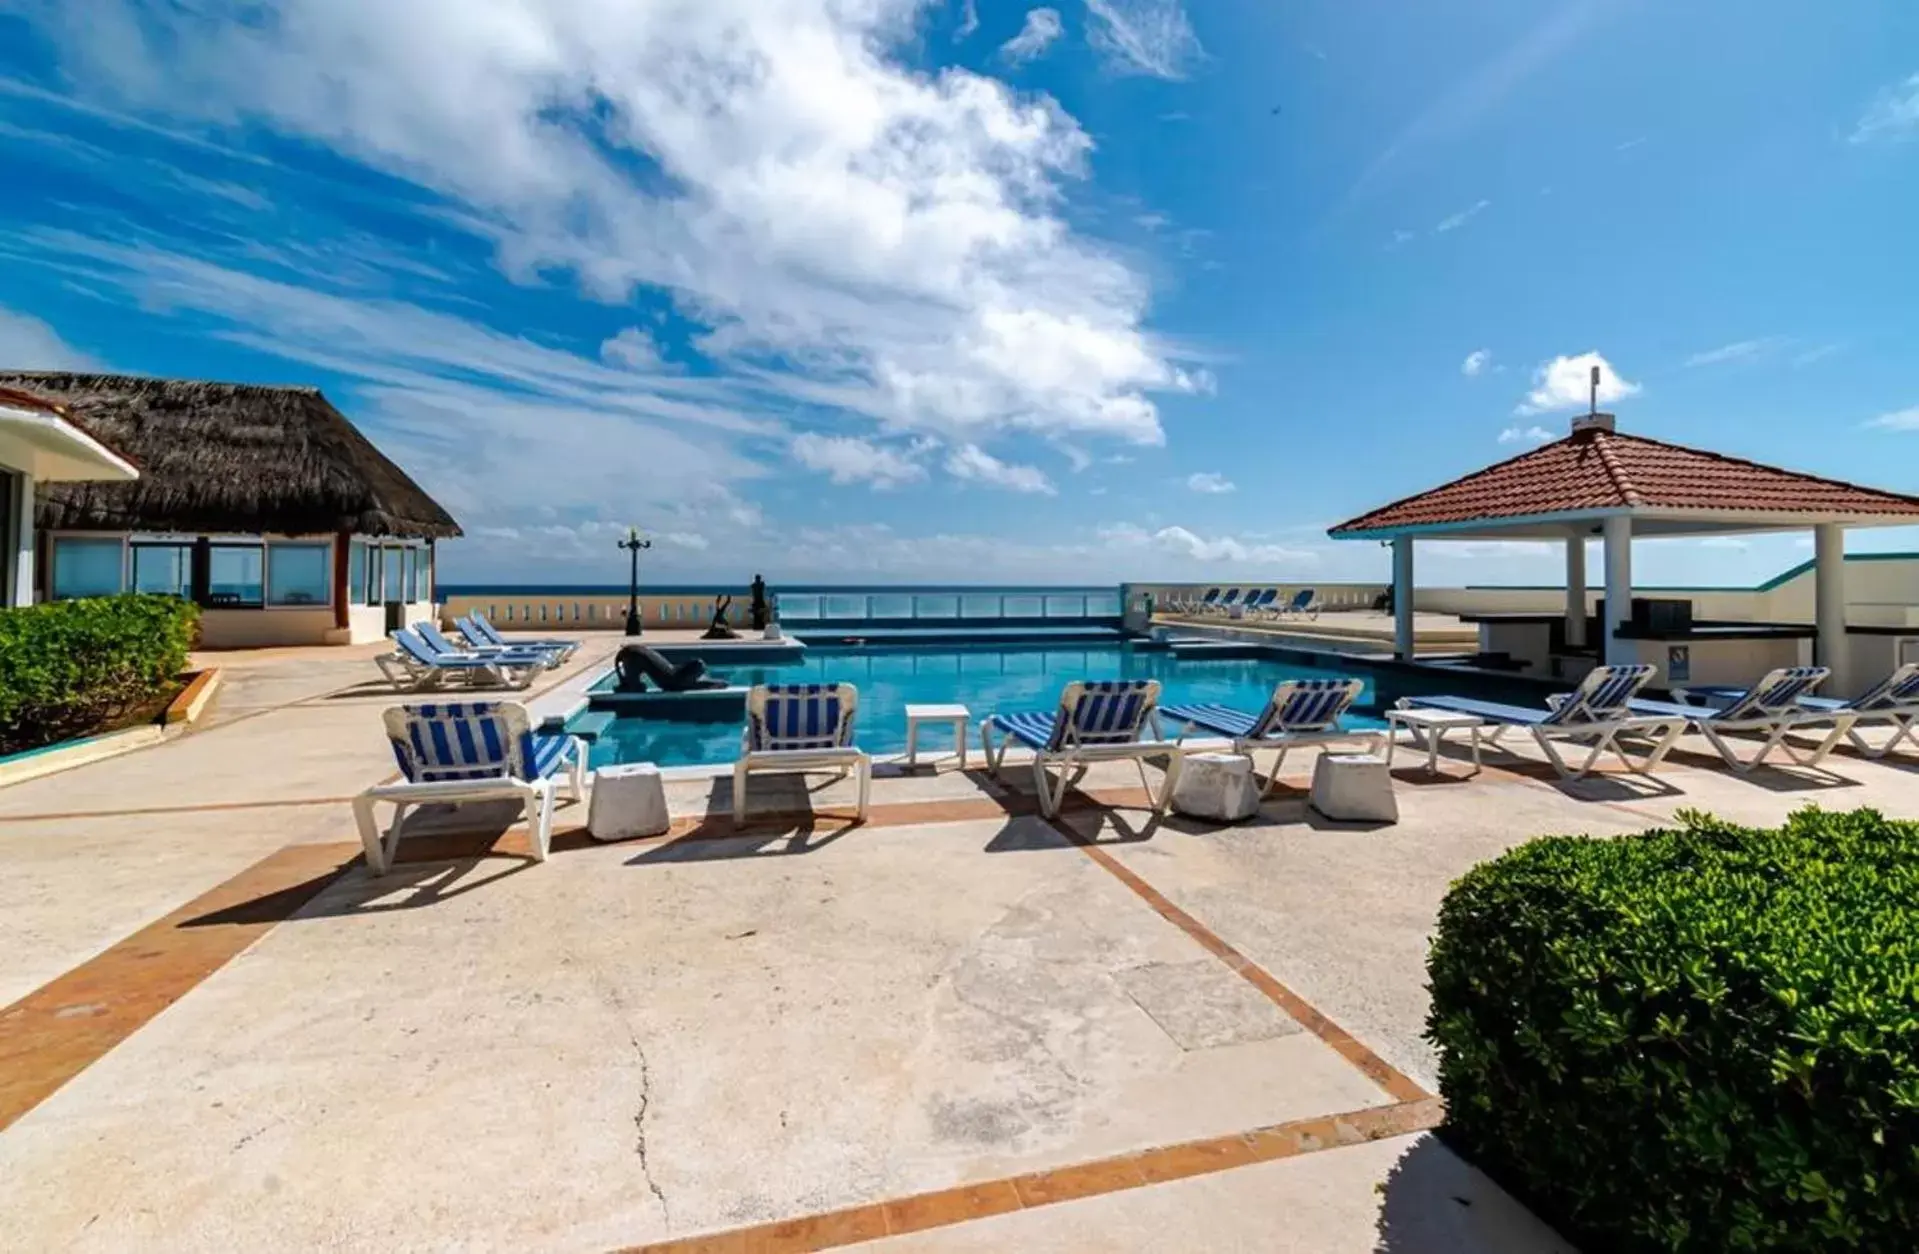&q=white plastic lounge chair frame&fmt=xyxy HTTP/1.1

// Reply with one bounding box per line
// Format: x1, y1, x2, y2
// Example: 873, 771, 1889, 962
980, 679, 1183, 817
461, 612, 581, 661
1405, 664, 1686, 779
1166, 678, 1382, 796
375, 628, 541, 692
415, 620, 559, 669
1635, 666, 1846, 773
734, 683, 870, 828
354, 701, 586, 875
1680, 663, 1919, 761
